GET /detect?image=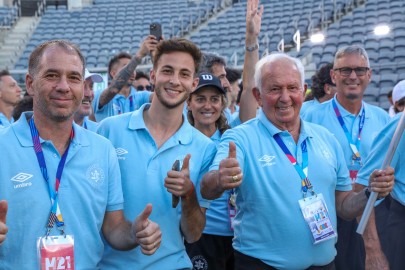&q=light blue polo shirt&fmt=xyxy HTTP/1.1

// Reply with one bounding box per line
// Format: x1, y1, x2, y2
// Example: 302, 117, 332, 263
203, 129, 234, 236
93, 86, 152, 122
300, 99, 320, 117
303, 96, 390, 167
224, 106, 241, 128
0, 112, 124, 270
356, 113, 405, 205
97, 104, 217, 270
209, 110, 351, 269
82, 116, 98, 132
0, 112, 13, 127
